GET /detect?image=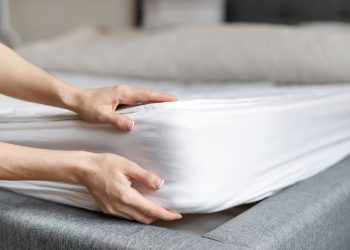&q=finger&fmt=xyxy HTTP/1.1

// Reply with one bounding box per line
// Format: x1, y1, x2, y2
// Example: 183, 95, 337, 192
119, 205, 156, 224
95, 191, 154, 223
129, 188, 182, 221
119, 87, 177, 104
94, 197, 134, 221
100, 190, 157, 224
110, 210, 134, 221
125, 162, 164, 190
108, 209, 149, 223
137, 90, 177, 103
105, 112, 134, 131
97, 197, 153, 223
